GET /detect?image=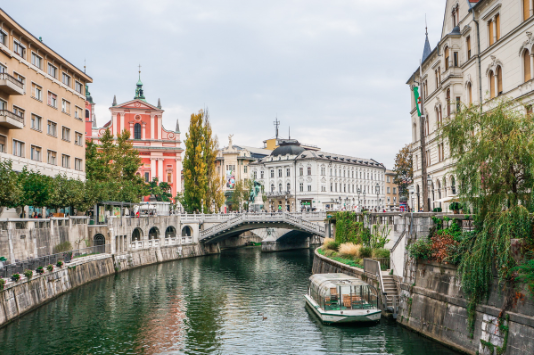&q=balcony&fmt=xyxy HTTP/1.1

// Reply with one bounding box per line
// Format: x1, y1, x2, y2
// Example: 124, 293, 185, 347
0, 110, 24, 129
0, 73, 24, 95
